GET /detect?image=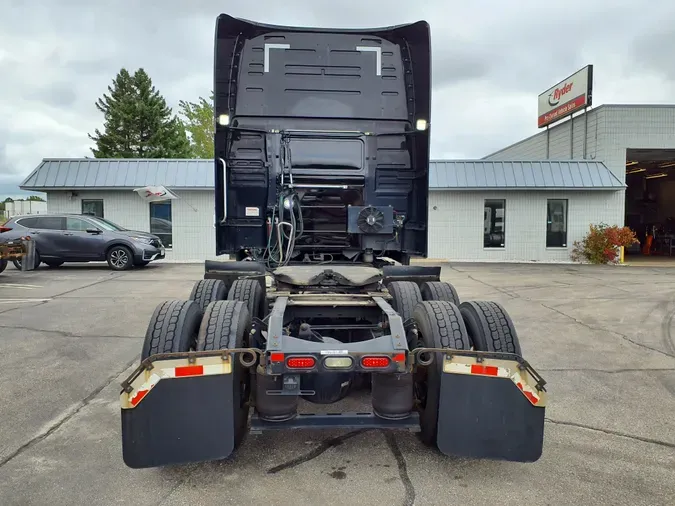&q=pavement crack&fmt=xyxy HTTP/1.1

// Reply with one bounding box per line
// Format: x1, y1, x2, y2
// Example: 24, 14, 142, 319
539, 303, 675, 359
0, 356, 138, 468
0, 324, 142, 339
465, 274, 519, 299
545, 418, 675, 449
50, 273, 126, 299
157, 467, 197, 505
660, 306, 675, 356
0, 274, 123, 316
0, 300, 49, 315
384, 432, 415, 506
266, 429, 369, 474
